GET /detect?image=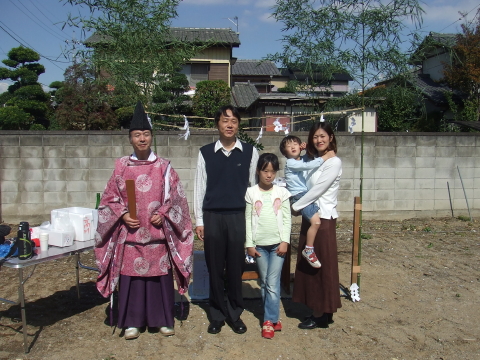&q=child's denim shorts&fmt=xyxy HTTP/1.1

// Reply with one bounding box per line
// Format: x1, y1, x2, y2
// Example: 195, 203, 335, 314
290, 191, 320, 221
